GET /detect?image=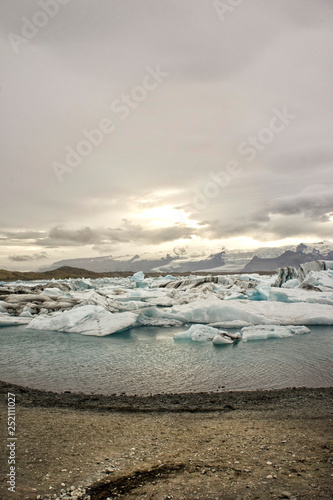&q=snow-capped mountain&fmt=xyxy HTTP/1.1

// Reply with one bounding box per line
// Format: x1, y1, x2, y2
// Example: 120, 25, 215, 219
46, 241, 333, 274
243, 243, 333, 272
